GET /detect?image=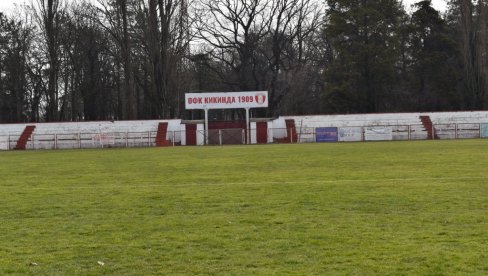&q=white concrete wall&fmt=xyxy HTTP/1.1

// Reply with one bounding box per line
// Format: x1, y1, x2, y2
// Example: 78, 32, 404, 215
196, 124, 205, 146
267, 122, 274, 143
0, 120, 182, 150
273, 111, 488, 142
428, 111, 488, 124
0, 124, 31, 136
180, 124, 187, 146
250, 122, 257, 144
2, 111, 488, 150
280, 111, 488, 130
0, 136, 8, 150
0, 120, 182, 136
